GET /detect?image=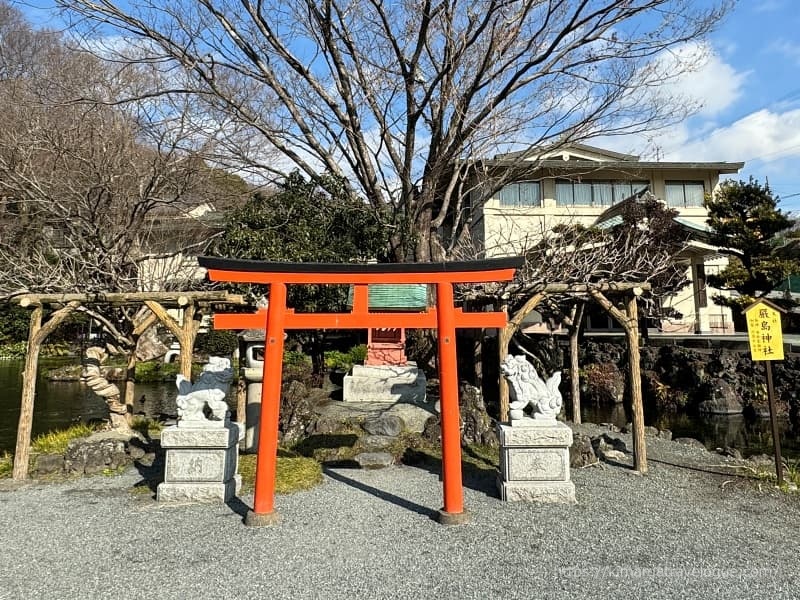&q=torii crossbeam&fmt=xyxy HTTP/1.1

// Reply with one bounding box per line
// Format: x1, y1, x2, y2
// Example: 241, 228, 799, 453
199, 256, 523, 526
